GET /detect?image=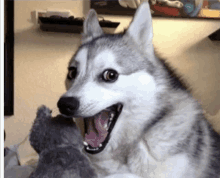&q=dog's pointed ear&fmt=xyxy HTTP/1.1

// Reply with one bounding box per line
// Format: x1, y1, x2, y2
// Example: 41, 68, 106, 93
82, 9, 103, 43
126, 2, 153, 52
